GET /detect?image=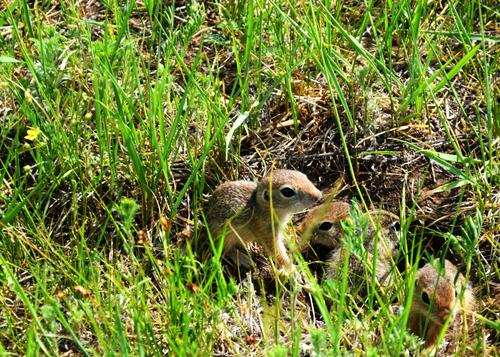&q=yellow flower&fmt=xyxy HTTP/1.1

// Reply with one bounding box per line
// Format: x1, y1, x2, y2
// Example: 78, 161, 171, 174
25, 126, 41, 141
